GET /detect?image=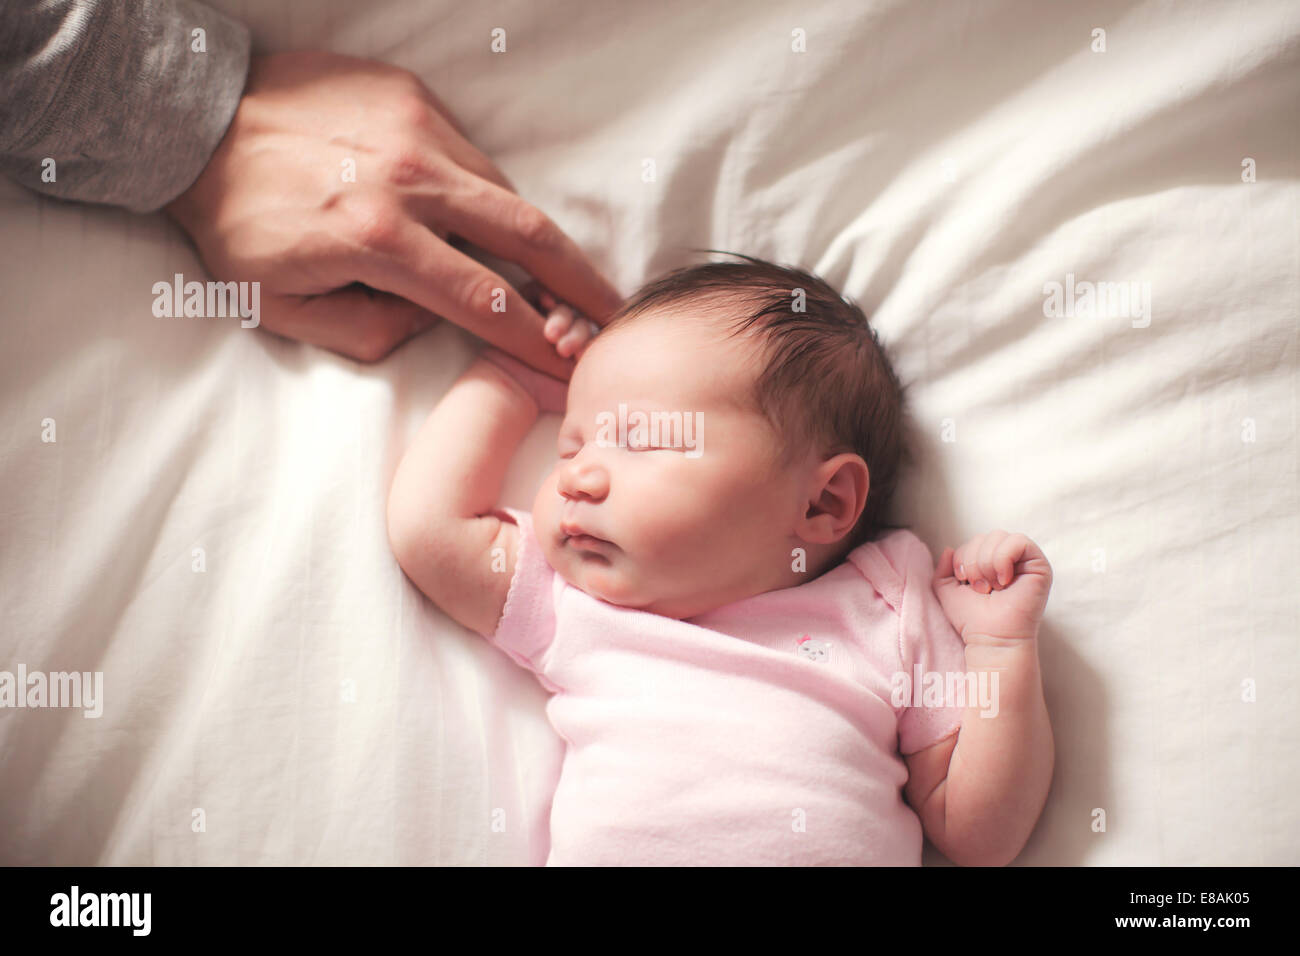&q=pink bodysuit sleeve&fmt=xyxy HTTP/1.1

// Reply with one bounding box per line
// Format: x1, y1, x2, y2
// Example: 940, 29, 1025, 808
881, 530, 969, 755
485, 508, 559, 682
